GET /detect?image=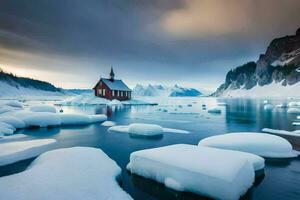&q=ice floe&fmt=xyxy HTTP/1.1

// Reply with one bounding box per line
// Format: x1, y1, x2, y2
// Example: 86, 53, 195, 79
29, 105, 57, 113
108, 123, 189, 136
101, 121, 116, 127
293, 122, 300, 126
127, 144, 255, 200
287, 108, 300, 114
59, 114, 107, 125
0, 116, 26, 129
19, 112, 62, 128
207, 107, 222, 114
288, 101, 300, 107
0, 139, 56, 166
262, 128, 300, 137
0, 147, 132, 200
198, 132, 298, 158
264, 104, 273, 110
5, 101, 23, 108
